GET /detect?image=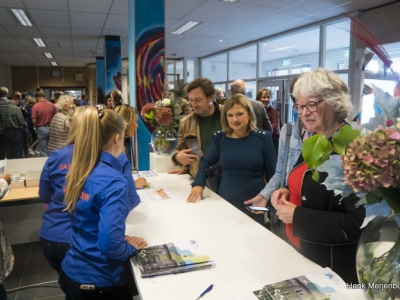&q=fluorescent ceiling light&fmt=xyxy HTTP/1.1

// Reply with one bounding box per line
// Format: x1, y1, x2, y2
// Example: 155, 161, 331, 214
33, 38, 45, 47
222, 0, 240, 2
171, 21, 200, 35
51, 62, 58, 66
269, 45, 299, 52
11, 8, 32, 26
44, 53, 53, 58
